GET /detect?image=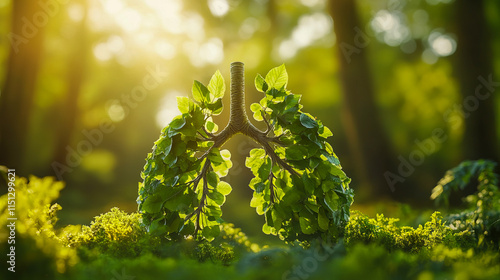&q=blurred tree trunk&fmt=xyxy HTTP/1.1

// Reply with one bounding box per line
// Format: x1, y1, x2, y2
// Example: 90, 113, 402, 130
51, 2, 89, 172
454, 0, 499, 163
0, 0, 46, 173
329, 0, 397, 197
